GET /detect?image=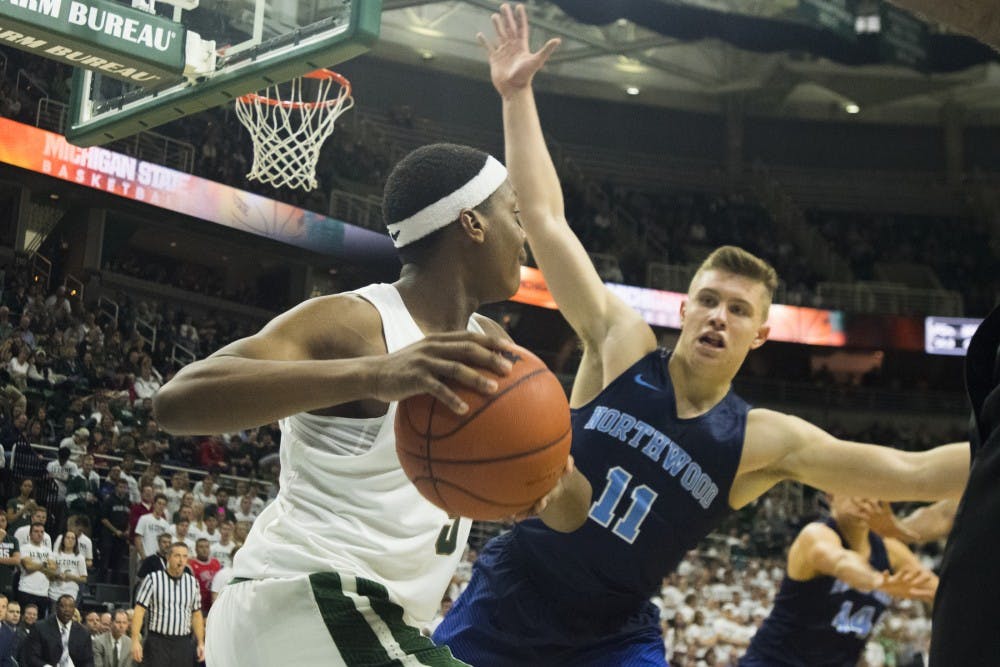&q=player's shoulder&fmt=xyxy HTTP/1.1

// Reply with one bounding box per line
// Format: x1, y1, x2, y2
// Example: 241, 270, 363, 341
797, 521, 839, 544
255, 291, 385, 360
471, 313, 511, 341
